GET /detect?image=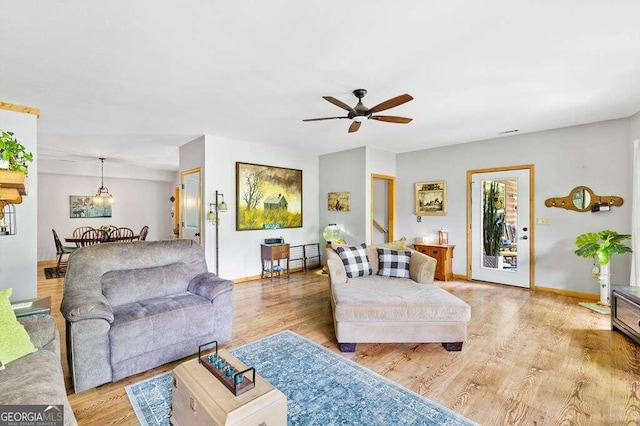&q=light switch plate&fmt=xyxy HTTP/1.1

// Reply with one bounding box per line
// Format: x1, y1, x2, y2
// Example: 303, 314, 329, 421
536, 217, 550, 225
